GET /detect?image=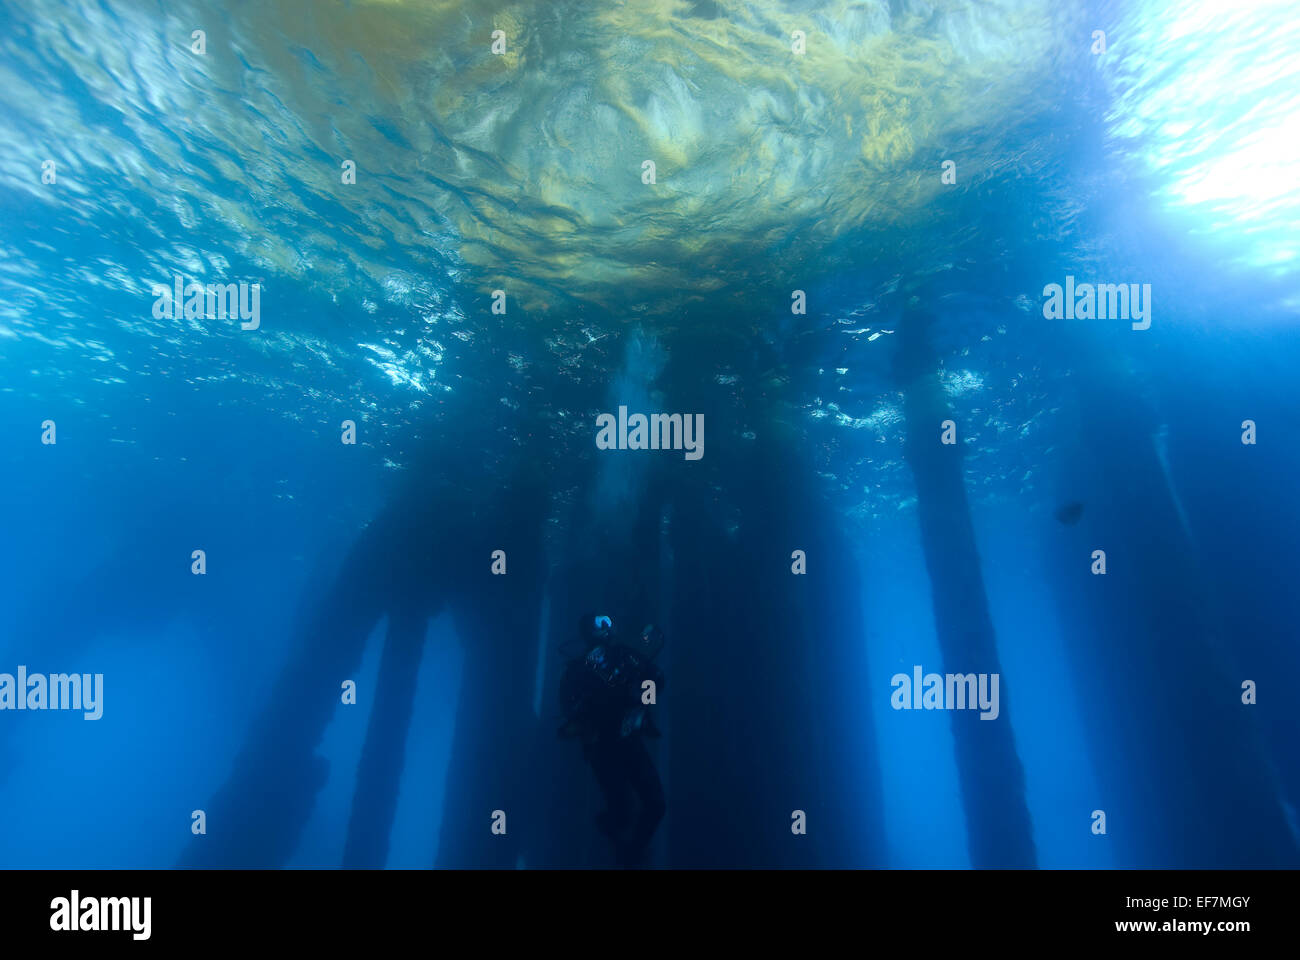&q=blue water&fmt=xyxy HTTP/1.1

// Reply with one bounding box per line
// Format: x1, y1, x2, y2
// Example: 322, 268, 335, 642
0, 0, 1297, 869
